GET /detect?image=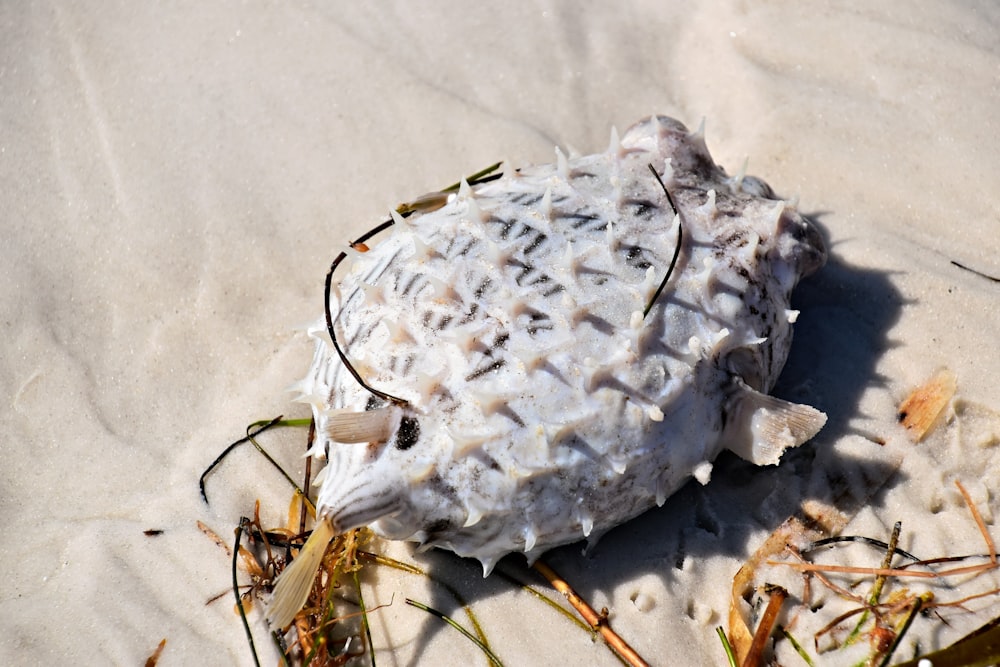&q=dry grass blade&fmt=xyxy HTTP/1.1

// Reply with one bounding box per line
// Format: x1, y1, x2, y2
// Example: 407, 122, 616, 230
956, 479, 997, 566
748, 477, 1000, 664
355, 550, 496, 656
532, 560, 650, 667
776, 480, 999, 584
144, 638, 167, 667
741, 585, 787, 667
778, 627, 815, 667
